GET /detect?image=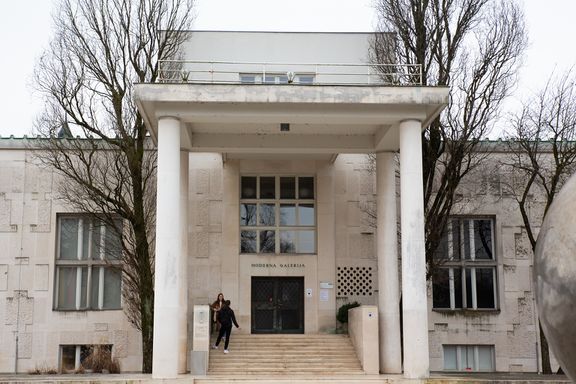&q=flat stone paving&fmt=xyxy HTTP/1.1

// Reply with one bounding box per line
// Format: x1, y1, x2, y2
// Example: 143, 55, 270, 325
0, 373, 570, 384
